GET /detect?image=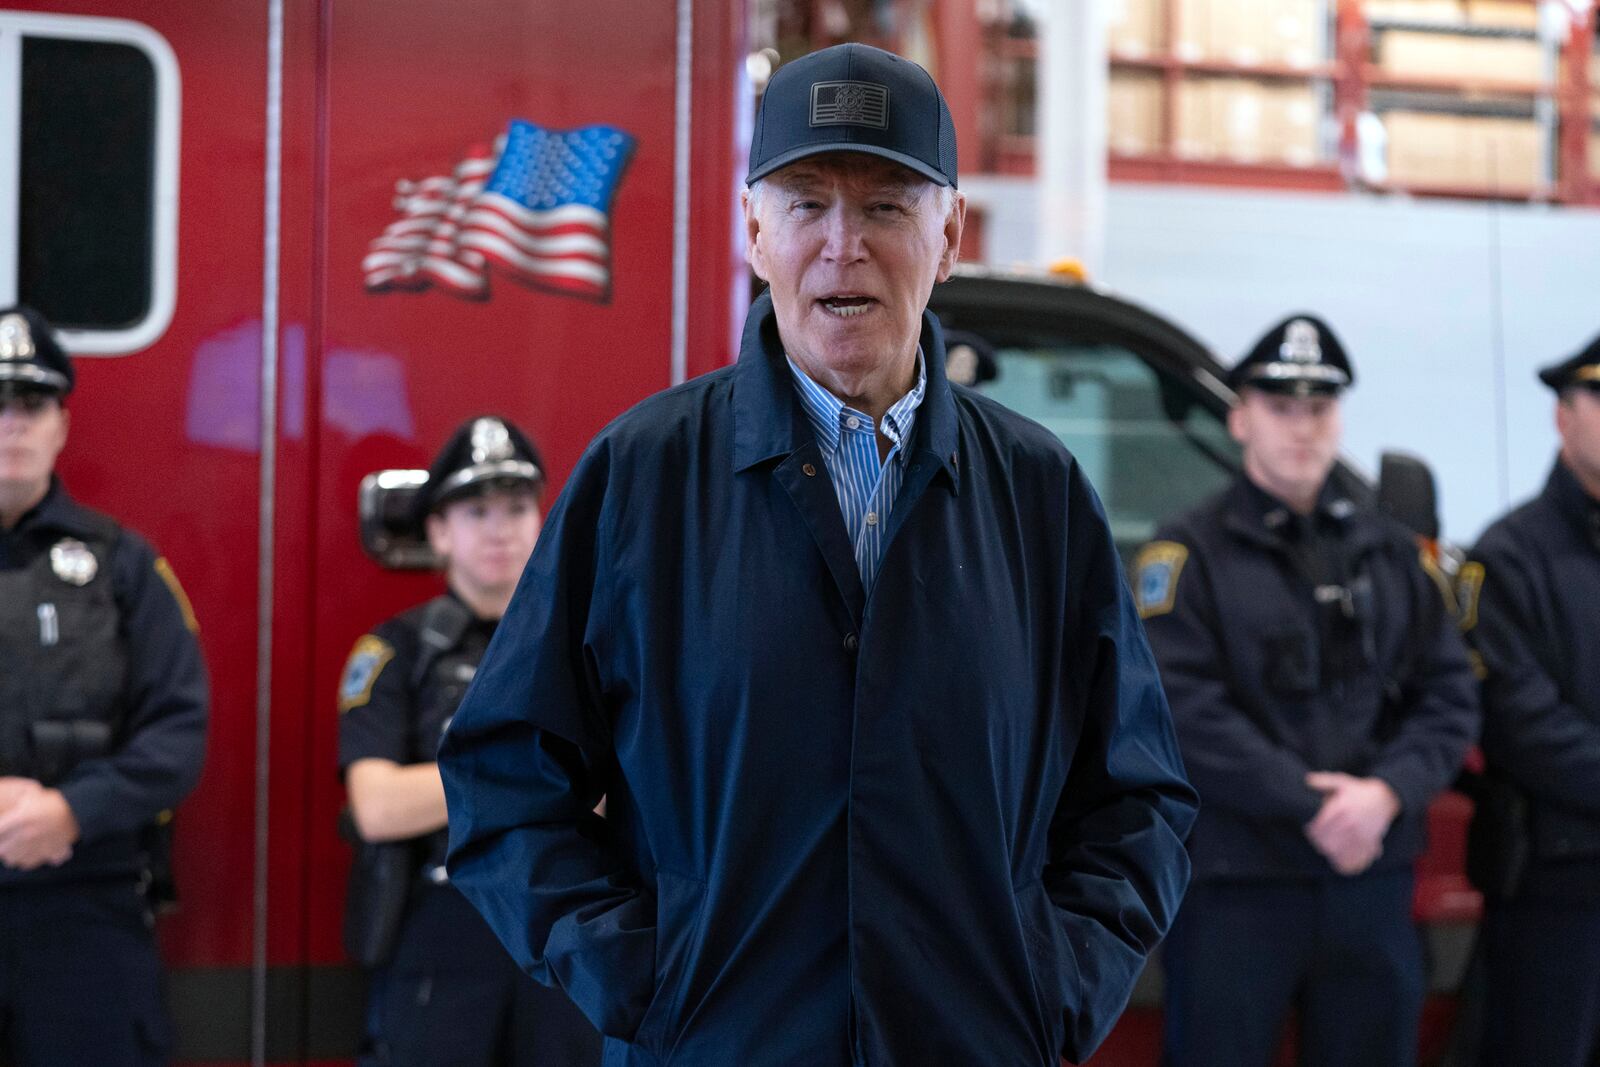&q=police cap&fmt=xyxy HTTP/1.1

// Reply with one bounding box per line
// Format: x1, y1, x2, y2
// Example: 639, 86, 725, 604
417, 416, 545, 525
1228, 314, 1354, 397
0, 306, 72, 397
746, 43, 957, 189
1537, 333, 1600, 394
